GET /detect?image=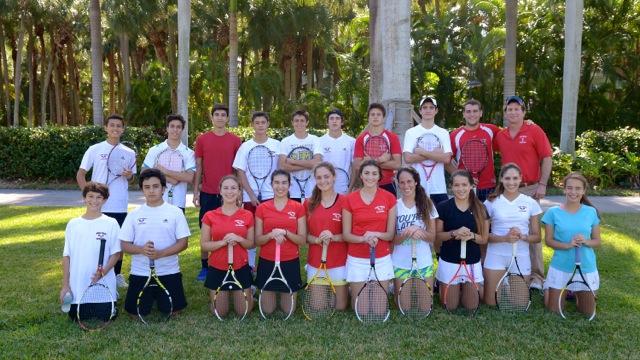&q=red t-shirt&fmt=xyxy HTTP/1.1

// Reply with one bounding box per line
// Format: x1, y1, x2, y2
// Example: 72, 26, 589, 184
342, 189, 396, 258
353, 129, 402, 185
194, 131, 242, 194
305, 195, 347, 269
494, 123, 553, 184
256, 199, 305, 262
202, 208, 254, 271
450, 123, 500, 189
